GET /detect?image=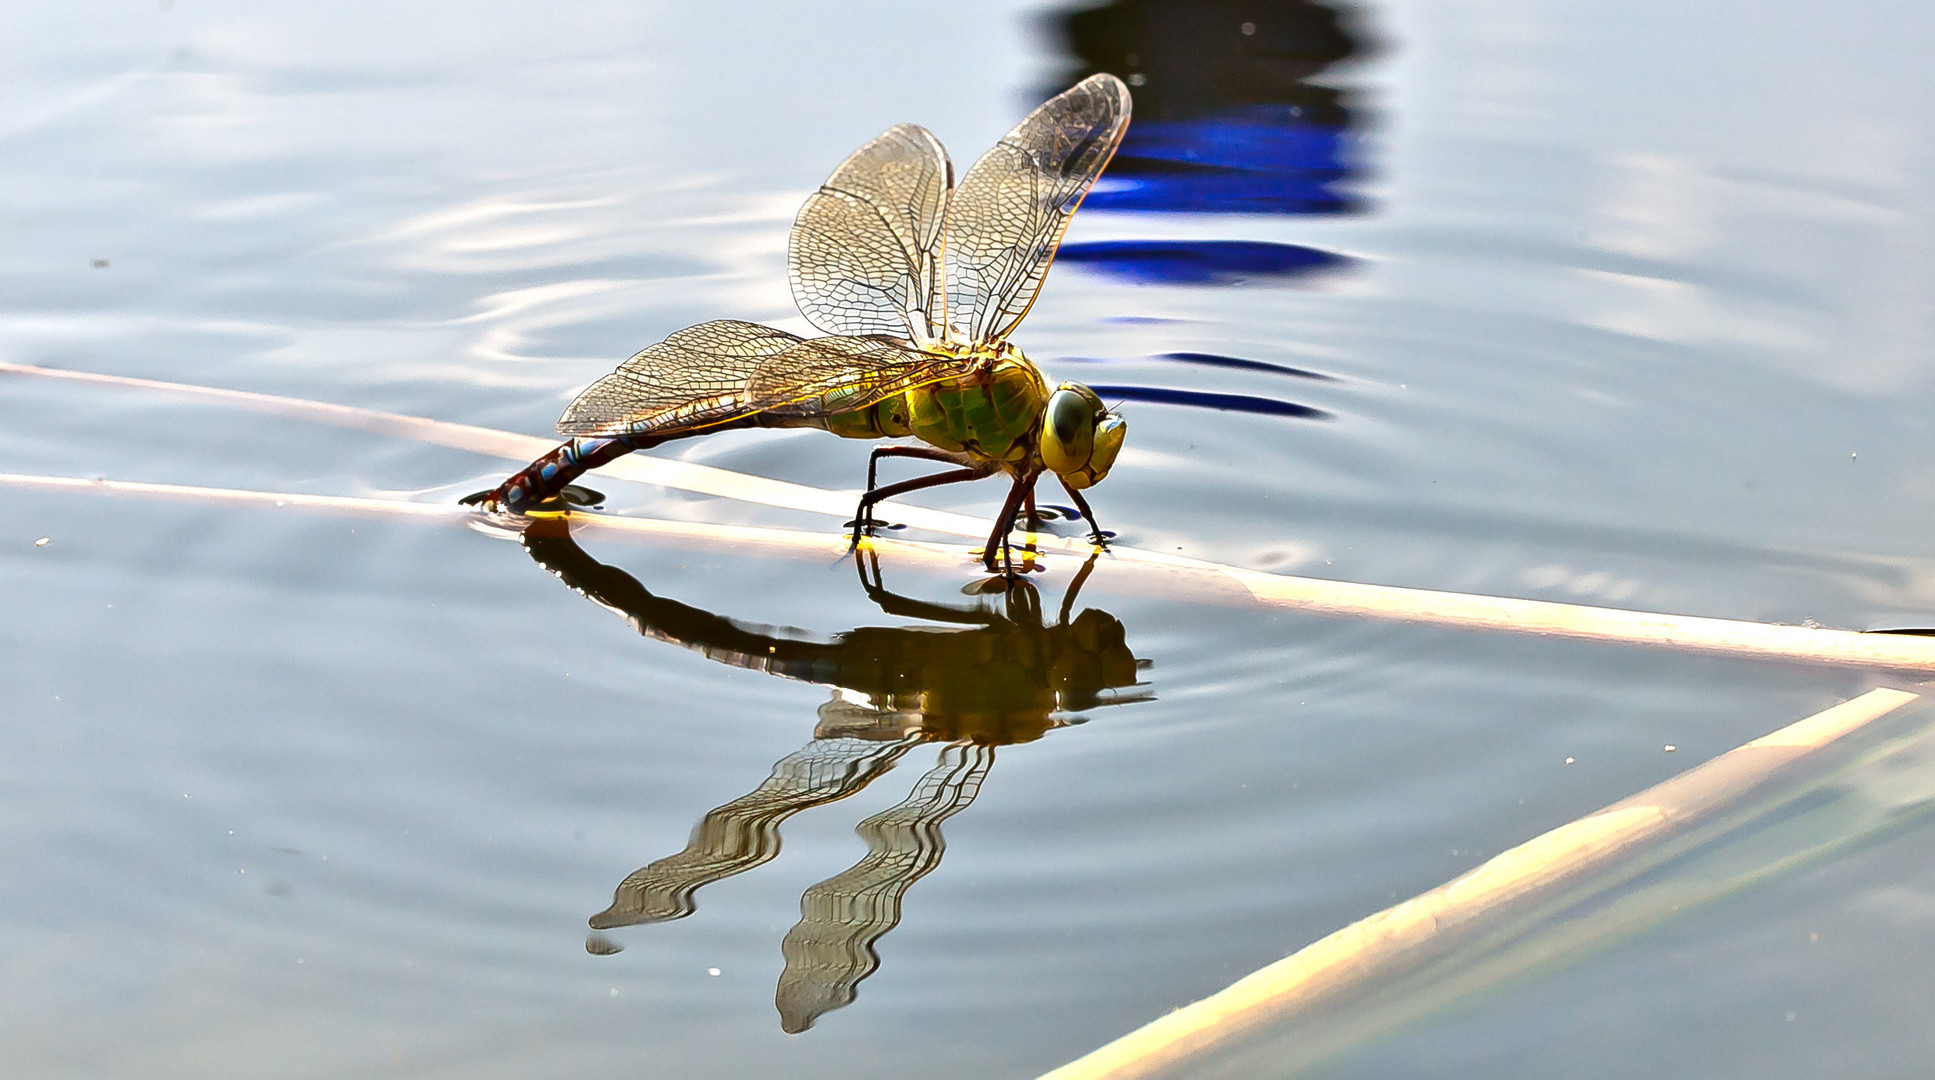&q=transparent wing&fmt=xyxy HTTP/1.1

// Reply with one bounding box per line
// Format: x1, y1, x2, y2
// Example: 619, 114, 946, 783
558, 320, 796, 436
556, 319, 966, 438
789, 124, 952, 345
943, 74, 1131, 345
